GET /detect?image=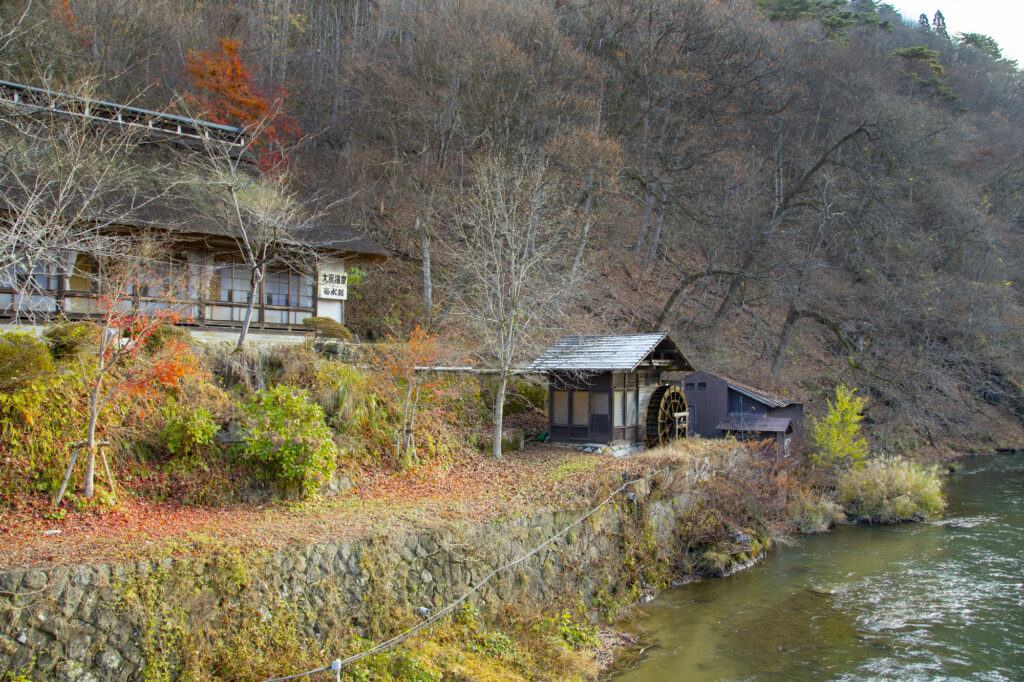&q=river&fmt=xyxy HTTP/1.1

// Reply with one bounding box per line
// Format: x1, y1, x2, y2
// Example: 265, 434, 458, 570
614, 453, 1024, 681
